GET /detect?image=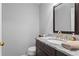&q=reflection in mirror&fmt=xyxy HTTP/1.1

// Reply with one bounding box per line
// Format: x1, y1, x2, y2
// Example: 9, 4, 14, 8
71, 7, 75, 31
54, 3, 75, 32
